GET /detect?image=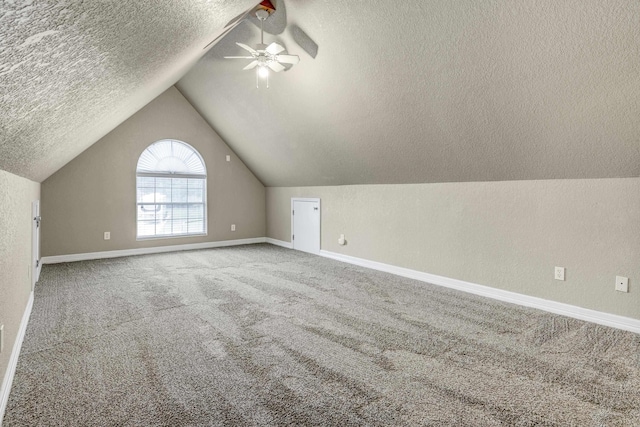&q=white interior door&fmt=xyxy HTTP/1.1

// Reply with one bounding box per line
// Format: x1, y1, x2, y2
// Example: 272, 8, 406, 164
292, 198, 320, 254
32, 200, 41, 288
